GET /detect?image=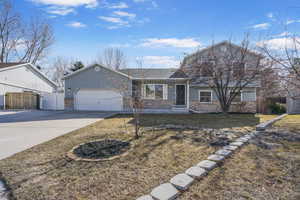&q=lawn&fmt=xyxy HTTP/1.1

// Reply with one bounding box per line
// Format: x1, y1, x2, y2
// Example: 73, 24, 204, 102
0, 114, 276, 200
181, 114, 300, 200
